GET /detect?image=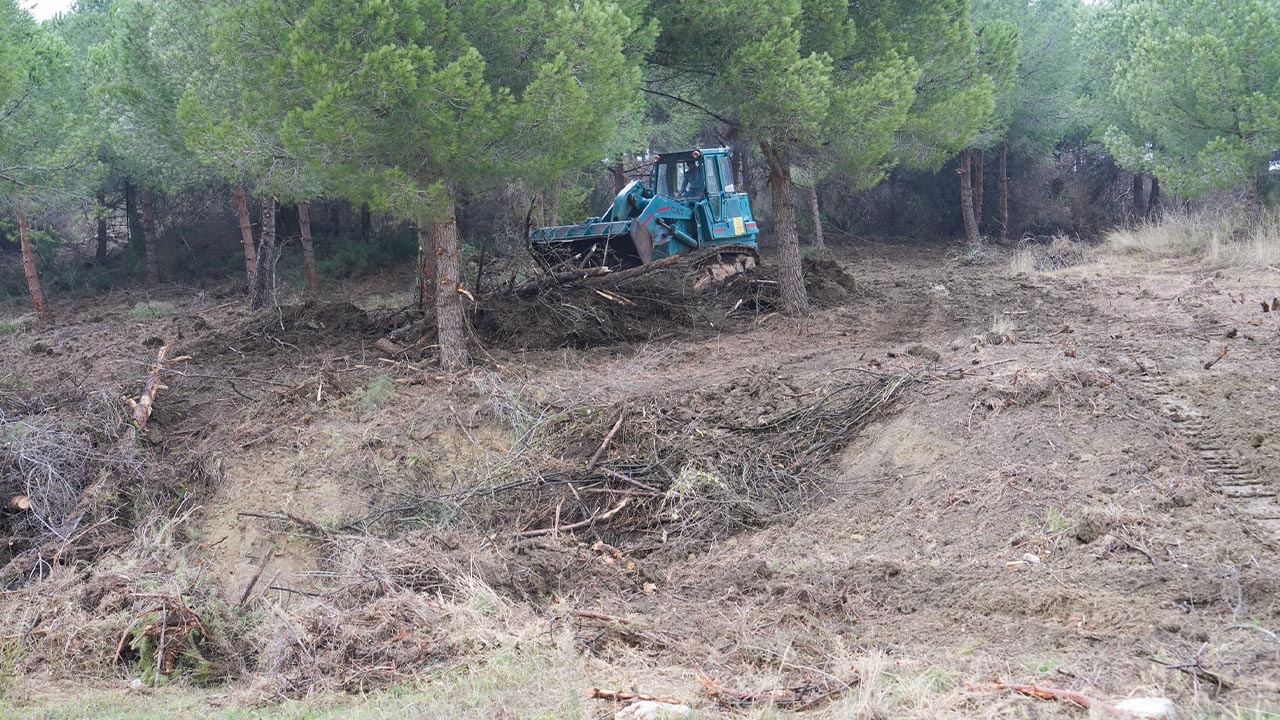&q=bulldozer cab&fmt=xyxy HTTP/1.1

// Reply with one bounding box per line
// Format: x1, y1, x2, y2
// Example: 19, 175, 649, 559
655, 156, 703, 199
